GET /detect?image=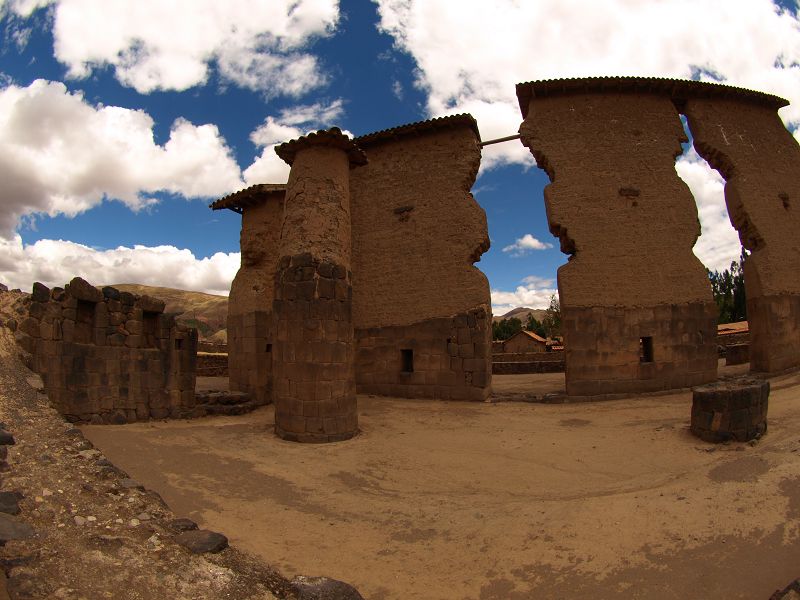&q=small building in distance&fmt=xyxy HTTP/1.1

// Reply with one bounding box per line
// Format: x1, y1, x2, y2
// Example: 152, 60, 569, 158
502, 330, 549, 354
